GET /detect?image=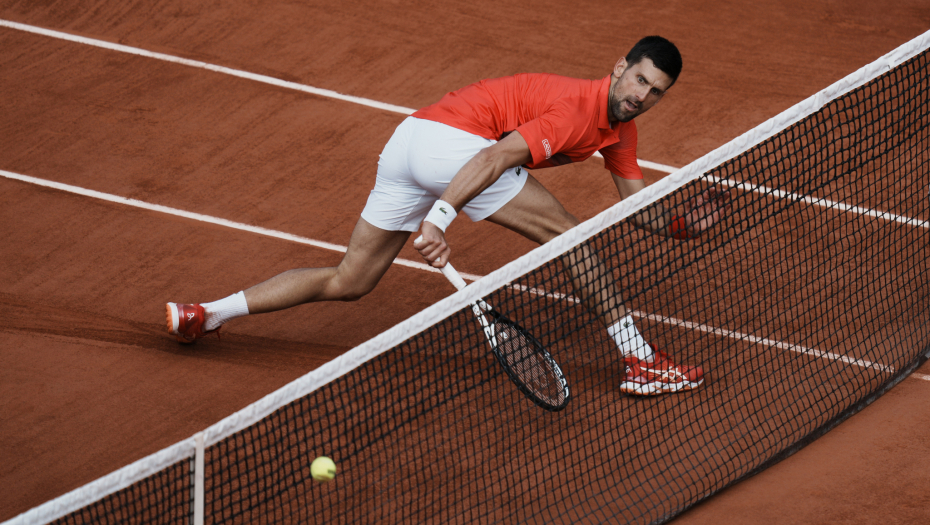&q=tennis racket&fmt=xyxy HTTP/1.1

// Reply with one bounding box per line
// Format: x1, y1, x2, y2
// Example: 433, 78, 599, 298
418, 240, 569, 411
